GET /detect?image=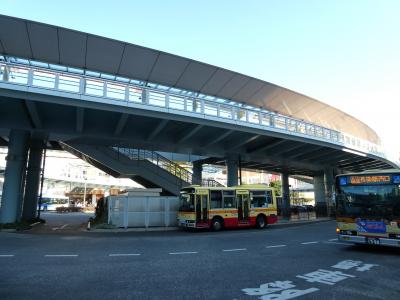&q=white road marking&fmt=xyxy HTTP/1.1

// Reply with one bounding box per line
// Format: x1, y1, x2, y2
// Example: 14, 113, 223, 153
328, 238, 338, 241
266, 245, 286, 248
44, 254, 78, 257
169, 251, 198, 255
301, 241, 319, 245
324, 241, 350, 246
52, 224, 69, 231
223, 248, 247, 252
109, 253, 141, 257
0, 254, 14, 257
